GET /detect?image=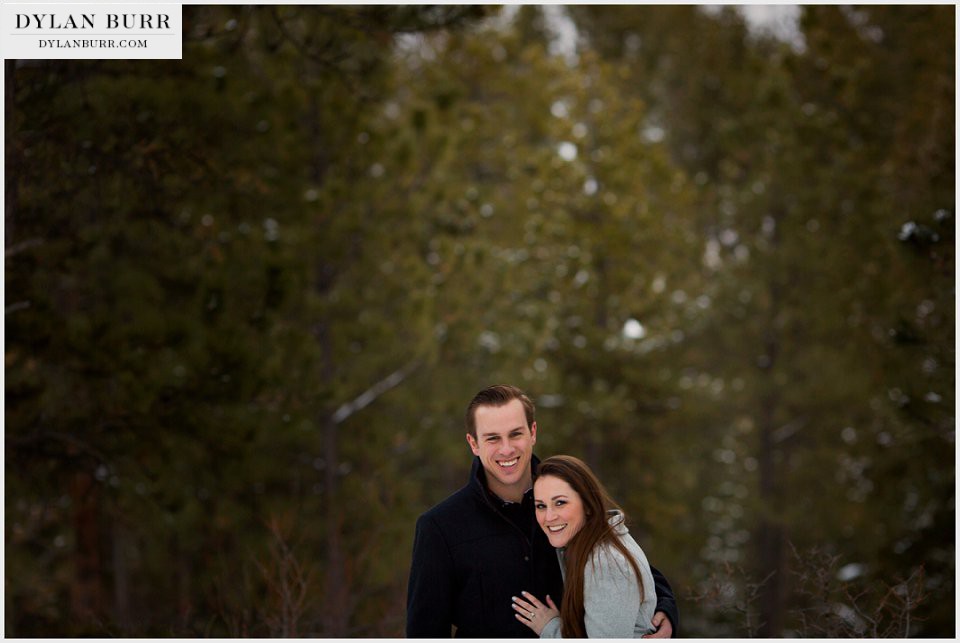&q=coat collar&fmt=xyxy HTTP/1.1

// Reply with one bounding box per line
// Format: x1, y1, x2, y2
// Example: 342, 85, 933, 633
469, 454, 541, 506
